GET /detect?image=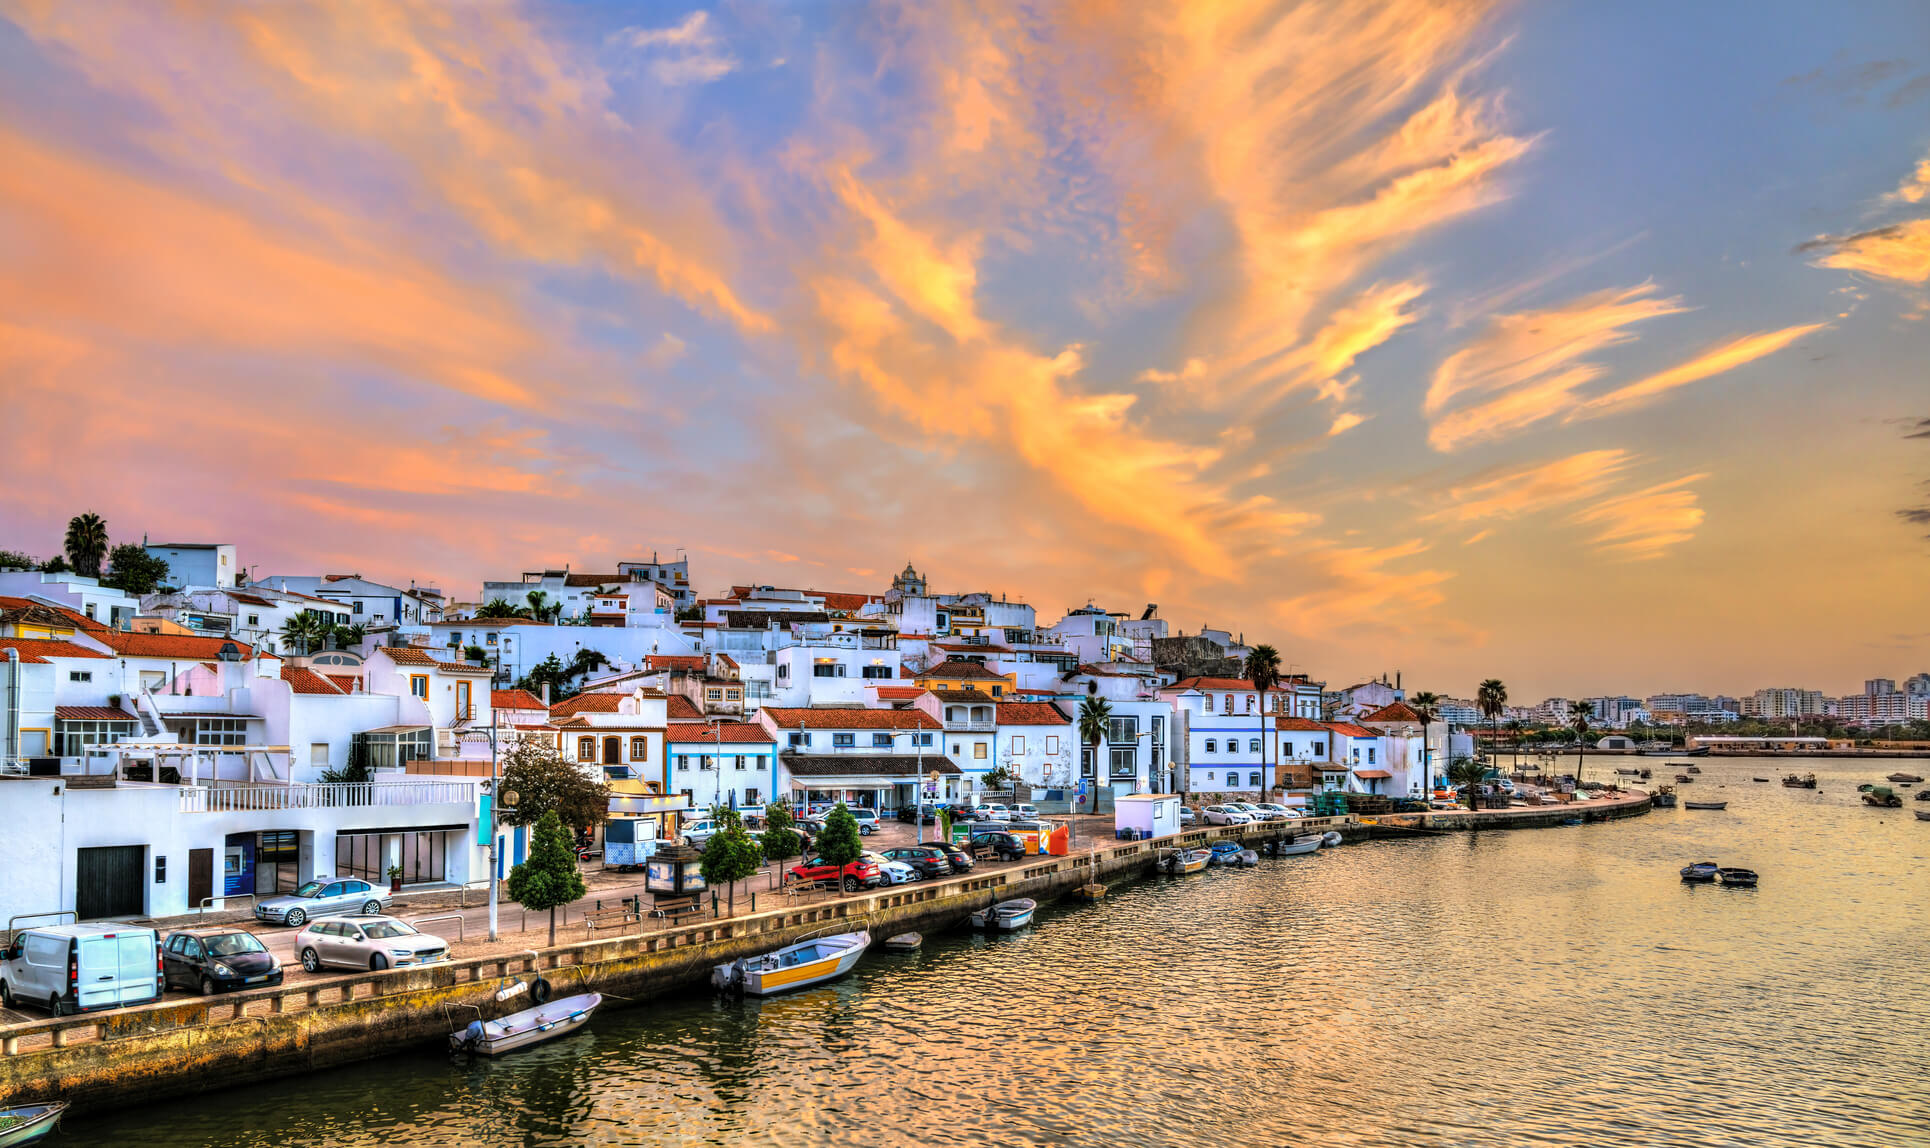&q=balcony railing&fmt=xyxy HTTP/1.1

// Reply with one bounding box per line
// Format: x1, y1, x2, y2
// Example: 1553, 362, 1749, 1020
179, 780, 475, 813
945, 720, 997, 732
